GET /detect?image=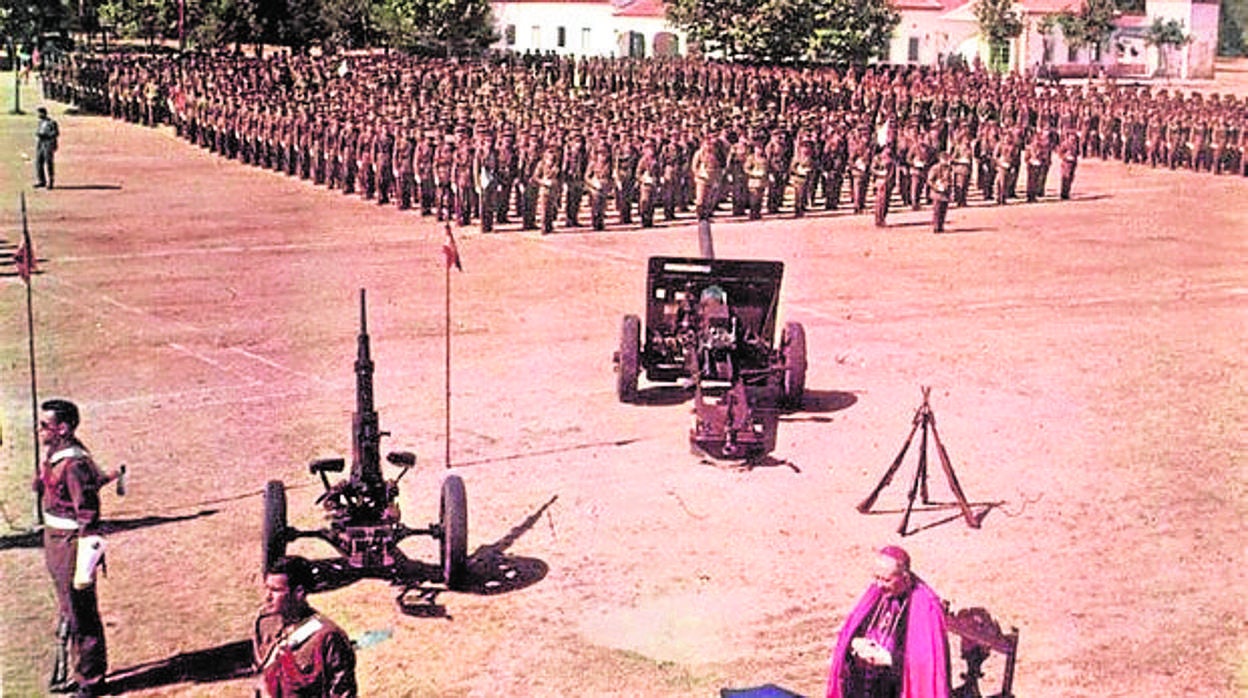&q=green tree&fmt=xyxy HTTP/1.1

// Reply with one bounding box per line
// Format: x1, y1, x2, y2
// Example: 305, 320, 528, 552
1220, 0, 1246, 56
972, 0, 1023, 71
667, 0, 896, 63
1145, 17, 1190, 77
1054, 0, 1117, 61
809, 0, 899, 64
98, 0, 179, 44
189, 0, 261, 51
415, 0, 496, 55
